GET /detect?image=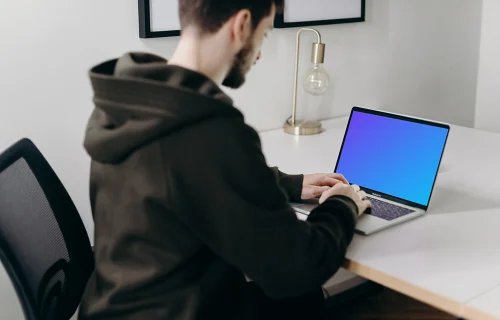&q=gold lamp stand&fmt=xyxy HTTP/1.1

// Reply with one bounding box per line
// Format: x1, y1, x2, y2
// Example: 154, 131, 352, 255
284, 28, 326, 136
